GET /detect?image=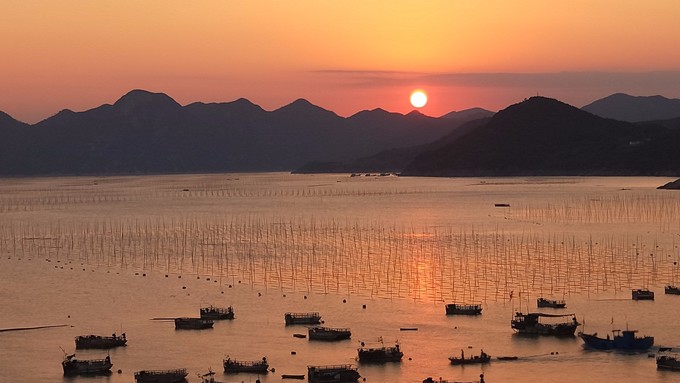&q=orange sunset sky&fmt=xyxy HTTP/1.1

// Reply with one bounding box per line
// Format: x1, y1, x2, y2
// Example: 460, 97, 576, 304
2, 1, 680, 124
